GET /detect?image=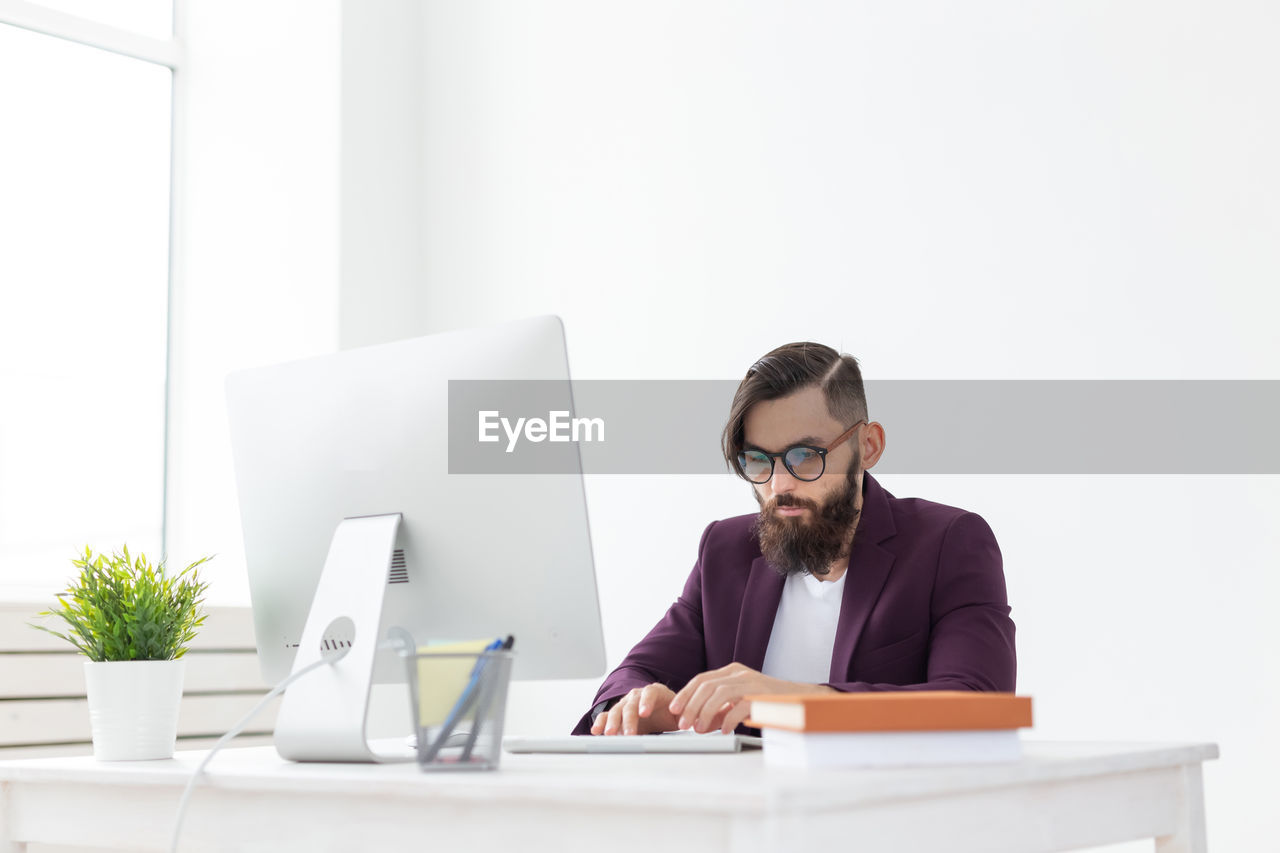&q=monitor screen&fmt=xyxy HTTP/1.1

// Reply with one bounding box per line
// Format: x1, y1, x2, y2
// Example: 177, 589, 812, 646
226, 315, 606, 695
